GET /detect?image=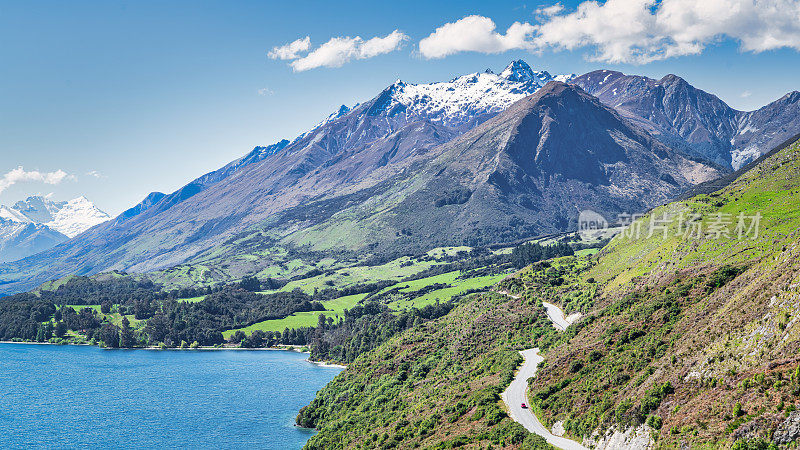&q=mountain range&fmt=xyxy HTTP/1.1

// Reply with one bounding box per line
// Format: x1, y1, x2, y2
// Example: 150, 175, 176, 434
572, 70, 800, 169
0, 196, 109, 263
0, 60, 798, 294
